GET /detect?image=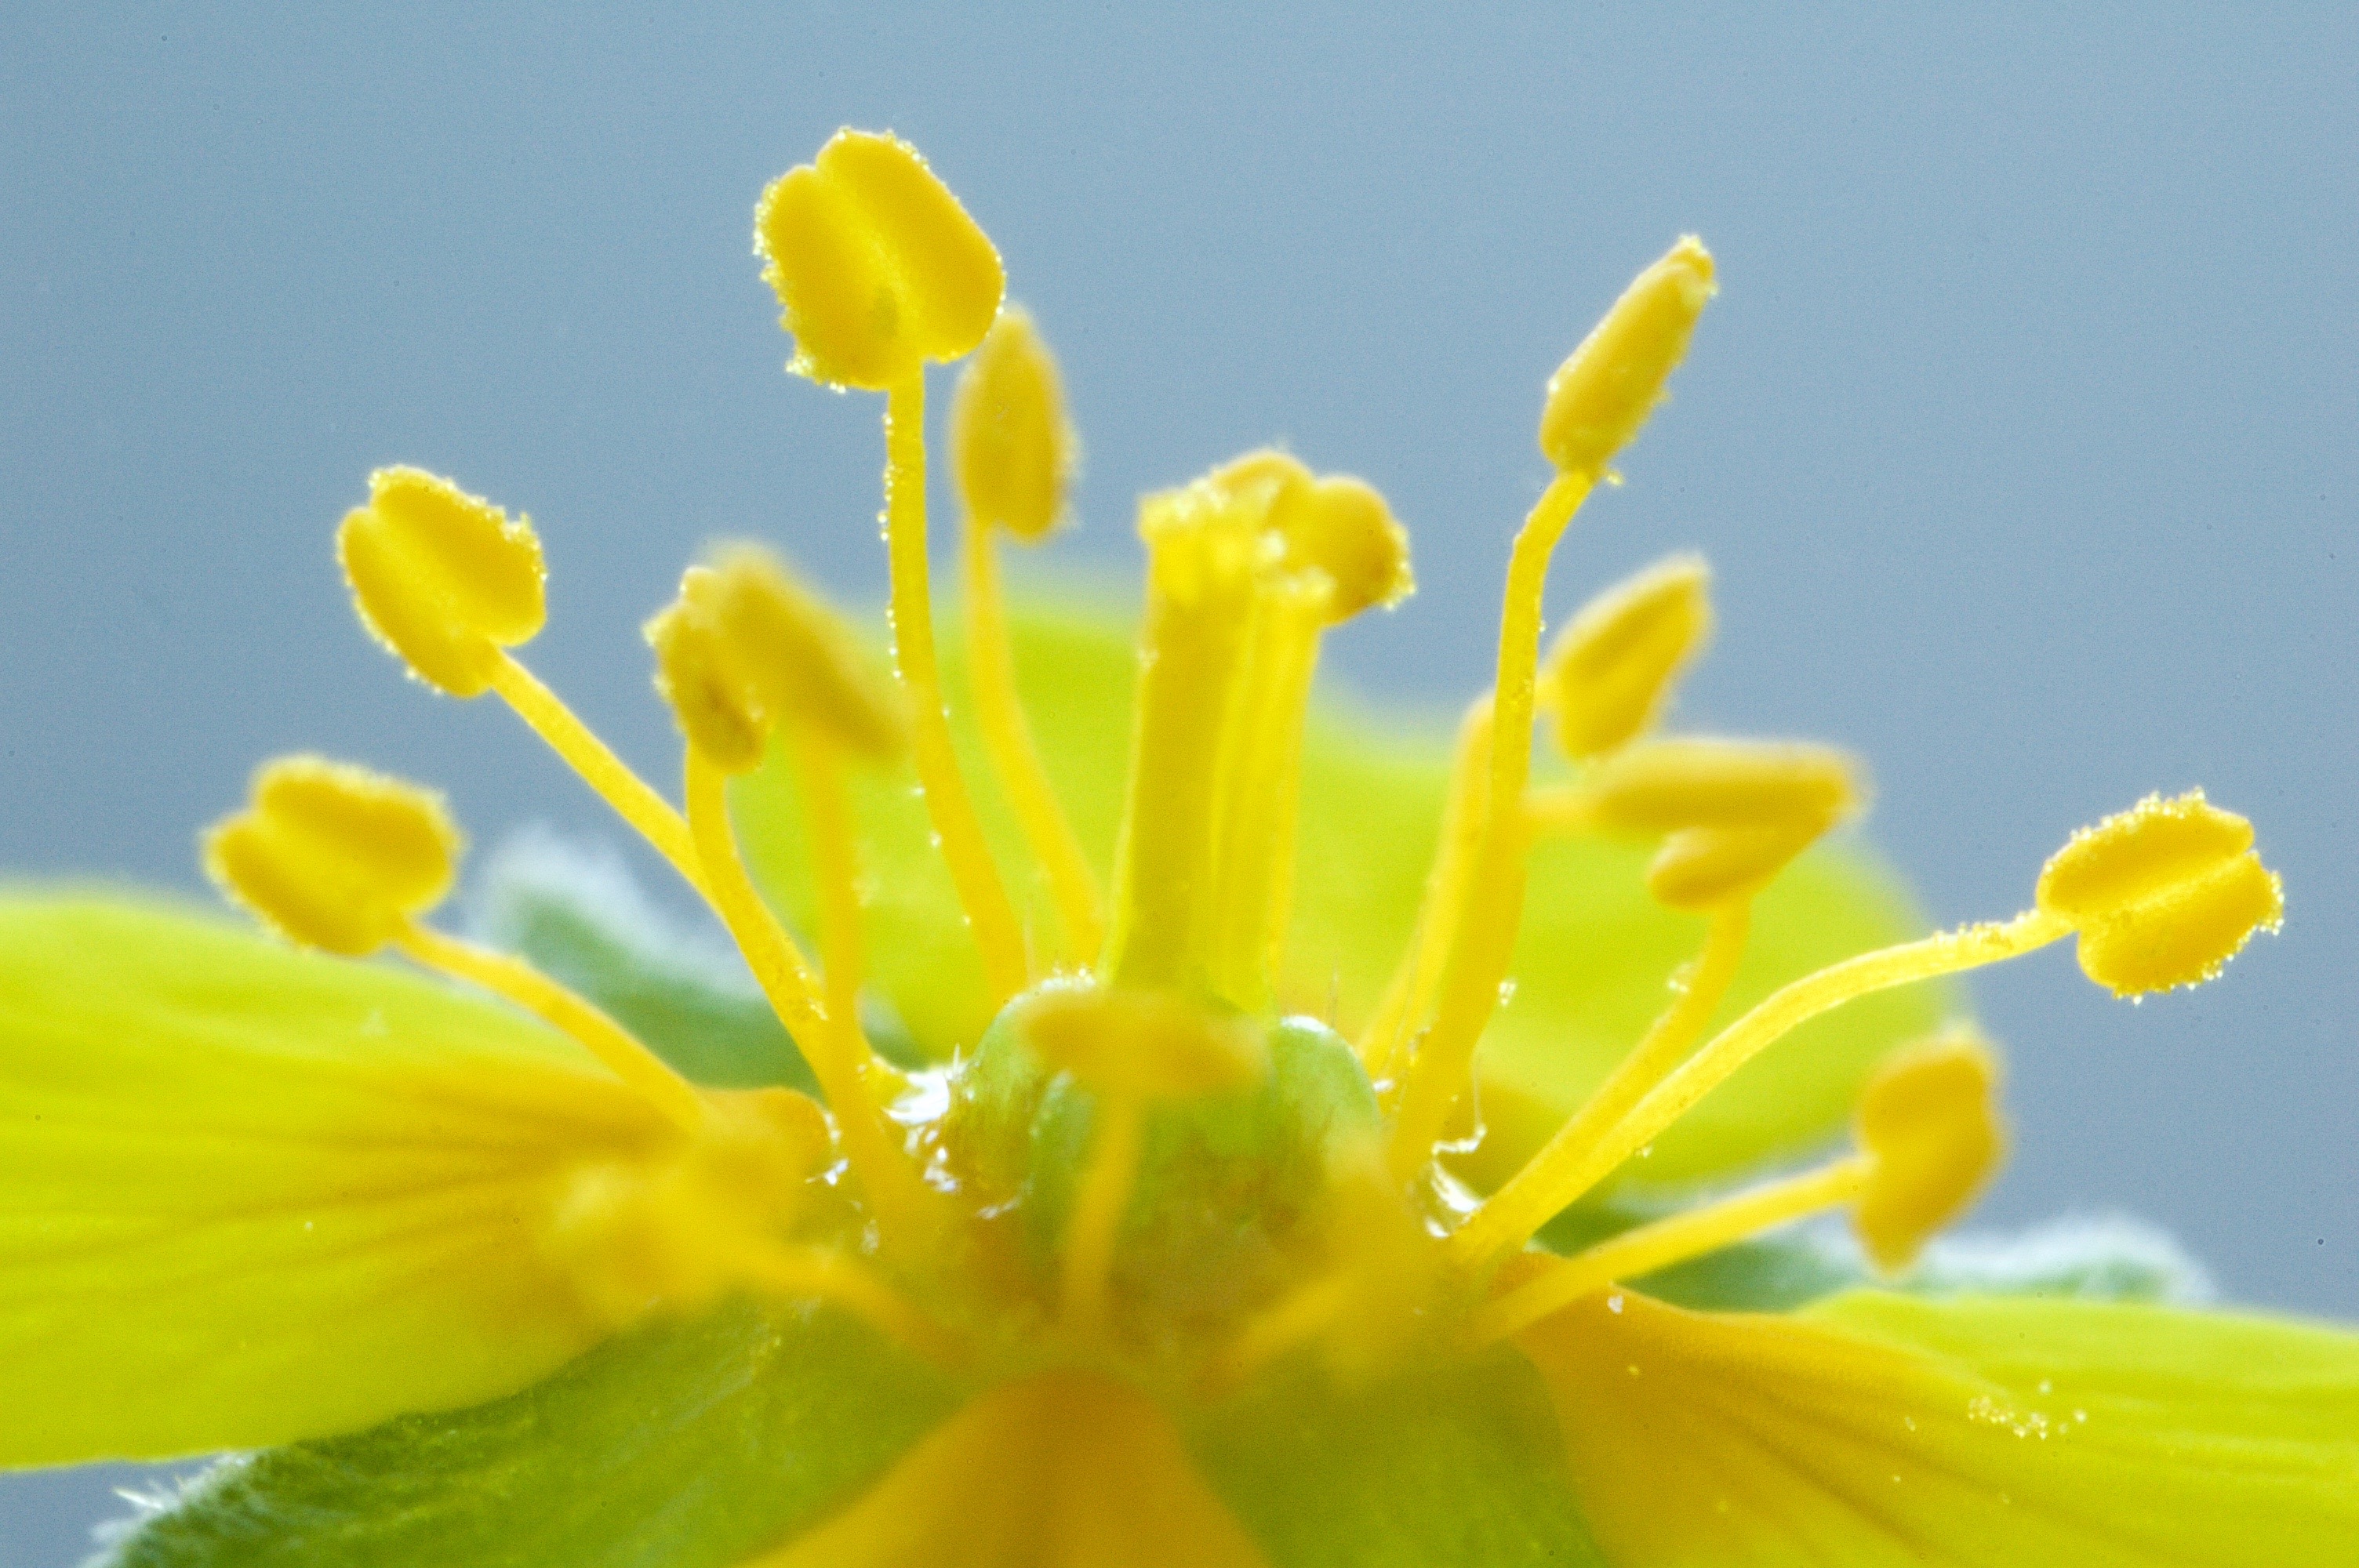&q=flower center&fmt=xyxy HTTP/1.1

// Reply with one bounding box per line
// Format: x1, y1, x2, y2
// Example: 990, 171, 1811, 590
200, 127, 2285, 1405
